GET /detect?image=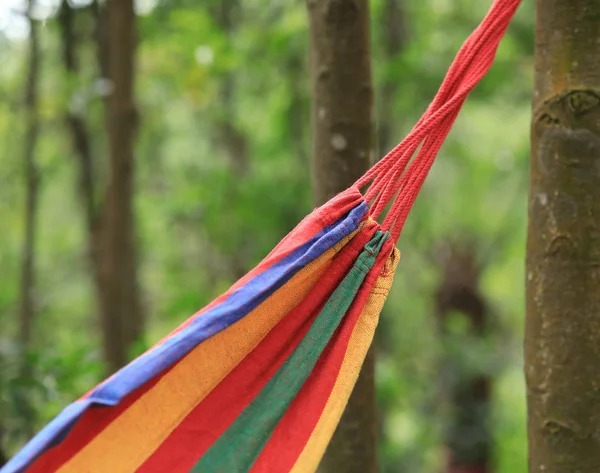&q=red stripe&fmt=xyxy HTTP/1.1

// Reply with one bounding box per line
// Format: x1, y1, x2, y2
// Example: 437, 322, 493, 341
249, 239, 394, 472
135, 225, 377, 473
26, 367, 173, 472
